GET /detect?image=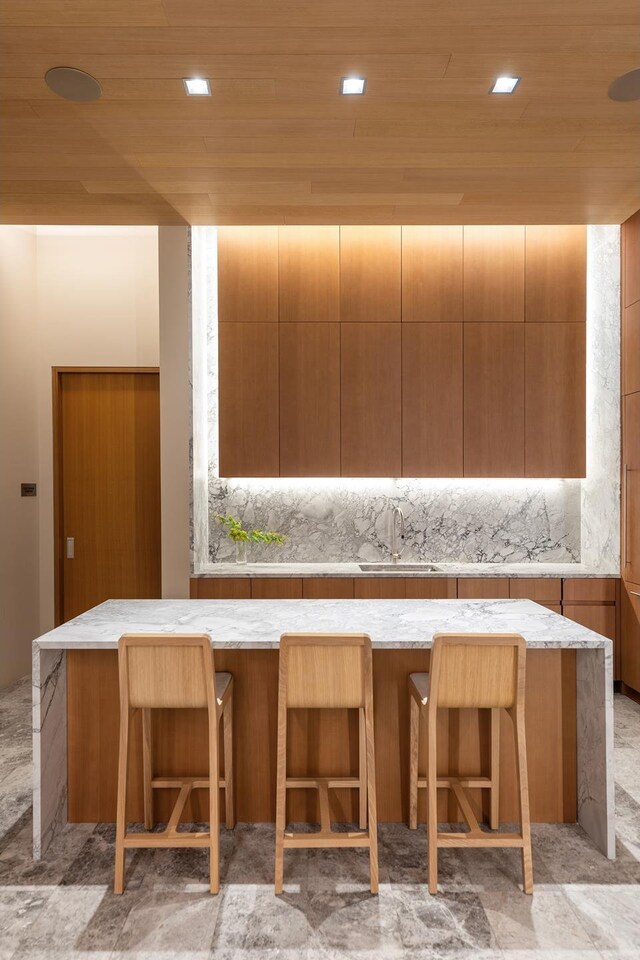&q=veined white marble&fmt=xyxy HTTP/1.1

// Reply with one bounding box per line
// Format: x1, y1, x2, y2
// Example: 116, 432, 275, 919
190, 226, 620, 571
193, 561, 618, 579
32, 598, 615, 862
34, 598, 611, 651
